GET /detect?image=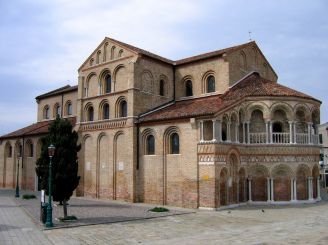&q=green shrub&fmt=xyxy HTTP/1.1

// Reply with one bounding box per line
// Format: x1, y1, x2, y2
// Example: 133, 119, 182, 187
149, 207, 169, 212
